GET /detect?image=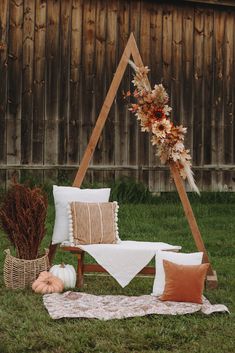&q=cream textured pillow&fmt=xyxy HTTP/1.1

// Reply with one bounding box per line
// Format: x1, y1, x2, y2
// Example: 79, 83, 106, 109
68, 201, 119, 245
51, 186, 111, 244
